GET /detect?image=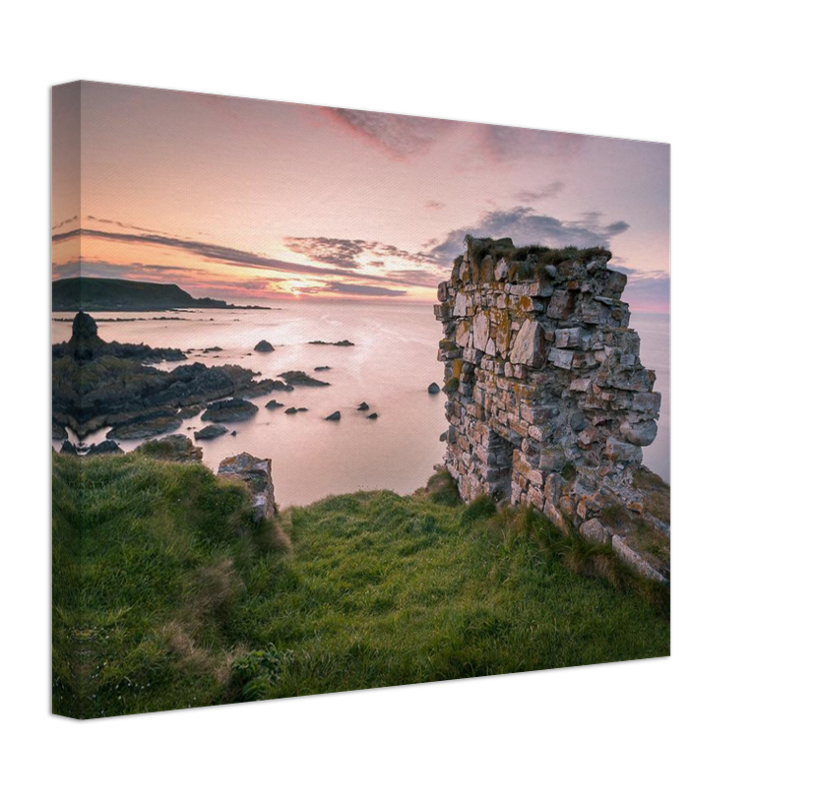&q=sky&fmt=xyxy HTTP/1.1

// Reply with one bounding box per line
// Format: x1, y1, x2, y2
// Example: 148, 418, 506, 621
52, 82, 669, 311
